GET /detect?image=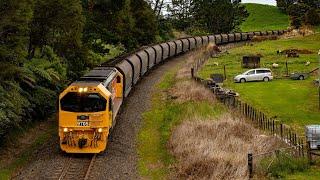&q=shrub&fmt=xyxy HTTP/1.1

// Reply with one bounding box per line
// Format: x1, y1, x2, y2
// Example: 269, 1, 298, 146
305, 8, 320, 25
